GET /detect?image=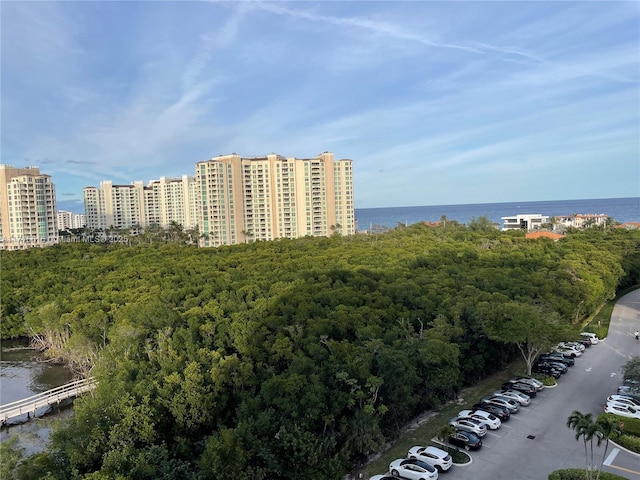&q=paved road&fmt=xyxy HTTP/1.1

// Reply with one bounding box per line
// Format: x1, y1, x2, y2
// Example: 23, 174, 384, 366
451, 289, 640, 480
